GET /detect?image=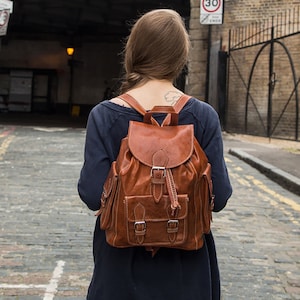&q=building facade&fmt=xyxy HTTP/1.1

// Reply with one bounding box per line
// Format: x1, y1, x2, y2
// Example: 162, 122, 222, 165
188, 0, 300, 140
0, 0, 299, 140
